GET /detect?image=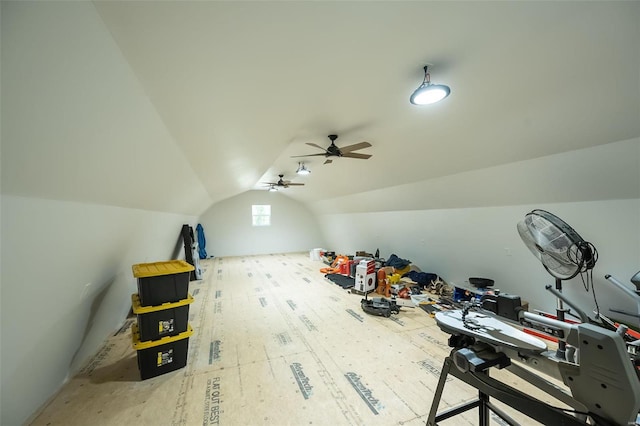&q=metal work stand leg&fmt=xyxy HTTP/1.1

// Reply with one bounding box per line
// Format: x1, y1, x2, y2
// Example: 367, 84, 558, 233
478, 390, 489, 425
426, 356, 454, 426
426, 353, 519, 426
426, 349, 591, 426
427, 355, 492, 426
